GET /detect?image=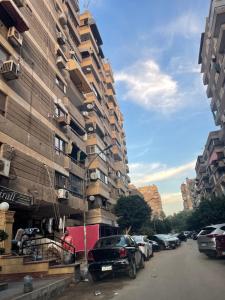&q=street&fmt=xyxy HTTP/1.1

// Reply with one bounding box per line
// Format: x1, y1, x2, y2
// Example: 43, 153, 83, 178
57, 240, 225, 300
